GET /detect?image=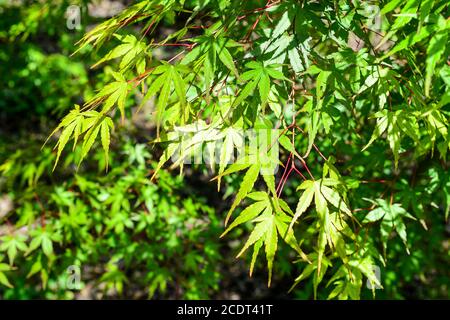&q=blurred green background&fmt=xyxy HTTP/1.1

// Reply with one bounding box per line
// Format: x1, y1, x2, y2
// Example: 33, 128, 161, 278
0, 1, 448, 299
